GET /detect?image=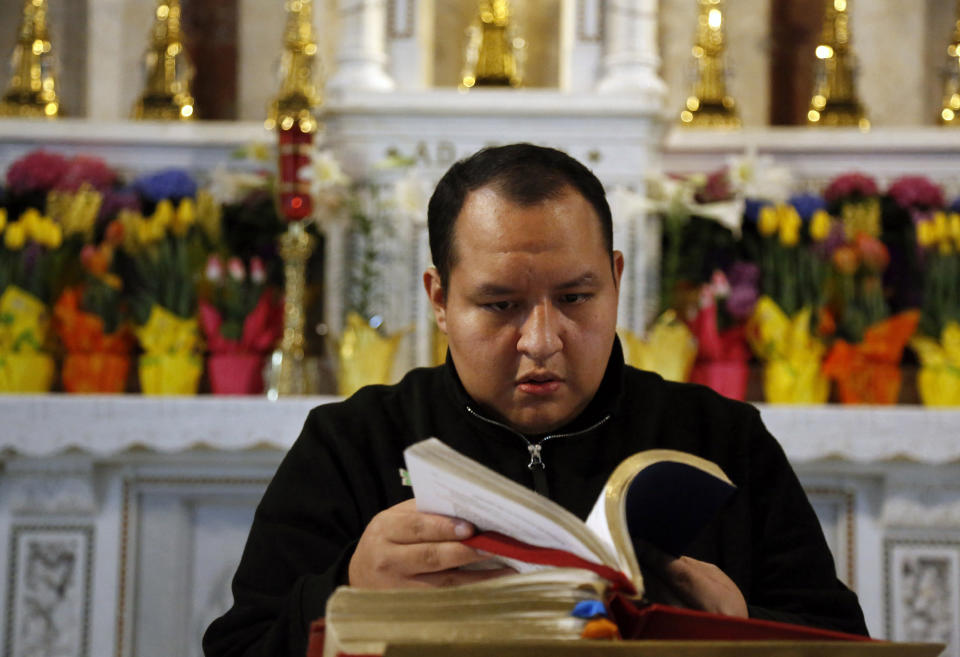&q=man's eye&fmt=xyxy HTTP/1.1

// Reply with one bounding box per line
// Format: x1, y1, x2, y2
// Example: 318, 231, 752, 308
559, 293, 591, 304
483, 301, 515, 312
